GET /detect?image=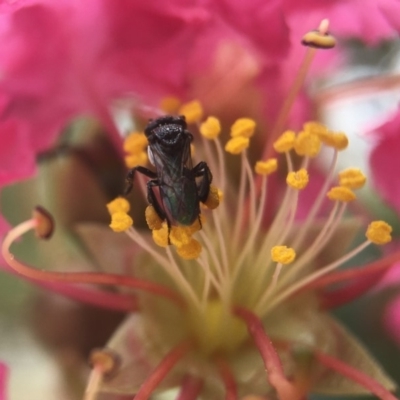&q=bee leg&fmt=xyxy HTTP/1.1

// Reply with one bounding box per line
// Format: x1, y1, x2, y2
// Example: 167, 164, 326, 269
147, 180, 172, 245
192, 161, 213, 203
125, 166, 157, 195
